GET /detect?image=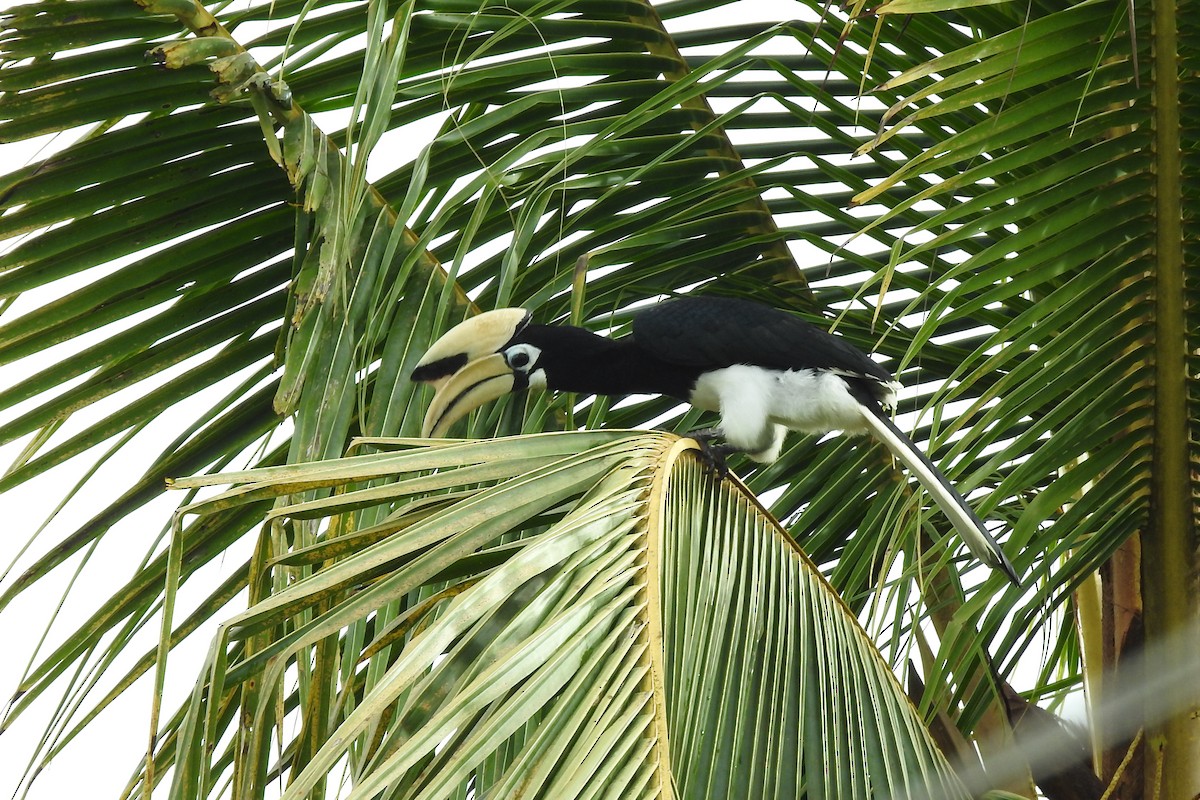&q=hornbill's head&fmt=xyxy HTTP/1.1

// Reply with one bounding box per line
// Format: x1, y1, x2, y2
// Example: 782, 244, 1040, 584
410, 308, 543, 437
